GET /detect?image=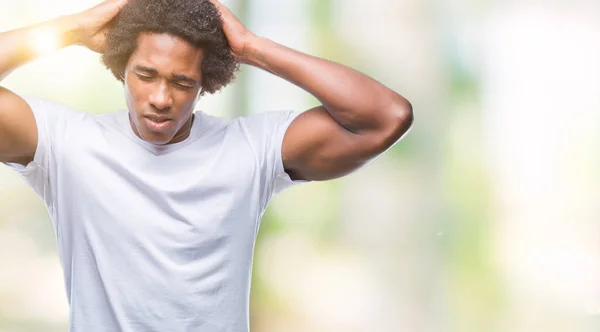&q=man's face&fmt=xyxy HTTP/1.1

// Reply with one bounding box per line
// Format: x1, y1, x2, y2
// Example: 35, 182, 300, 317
124, 32, 204, 145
